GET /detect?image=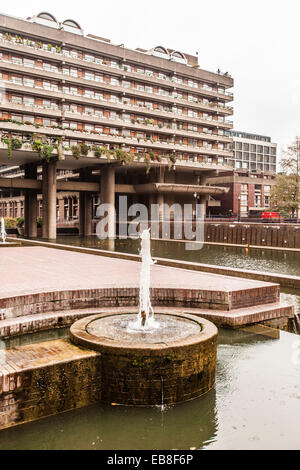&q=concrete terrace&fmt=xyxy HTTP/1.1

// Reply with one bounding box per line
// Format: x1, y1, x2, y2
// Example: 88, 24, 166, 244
0, 246, 293, 329
0, 246, 278, 296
